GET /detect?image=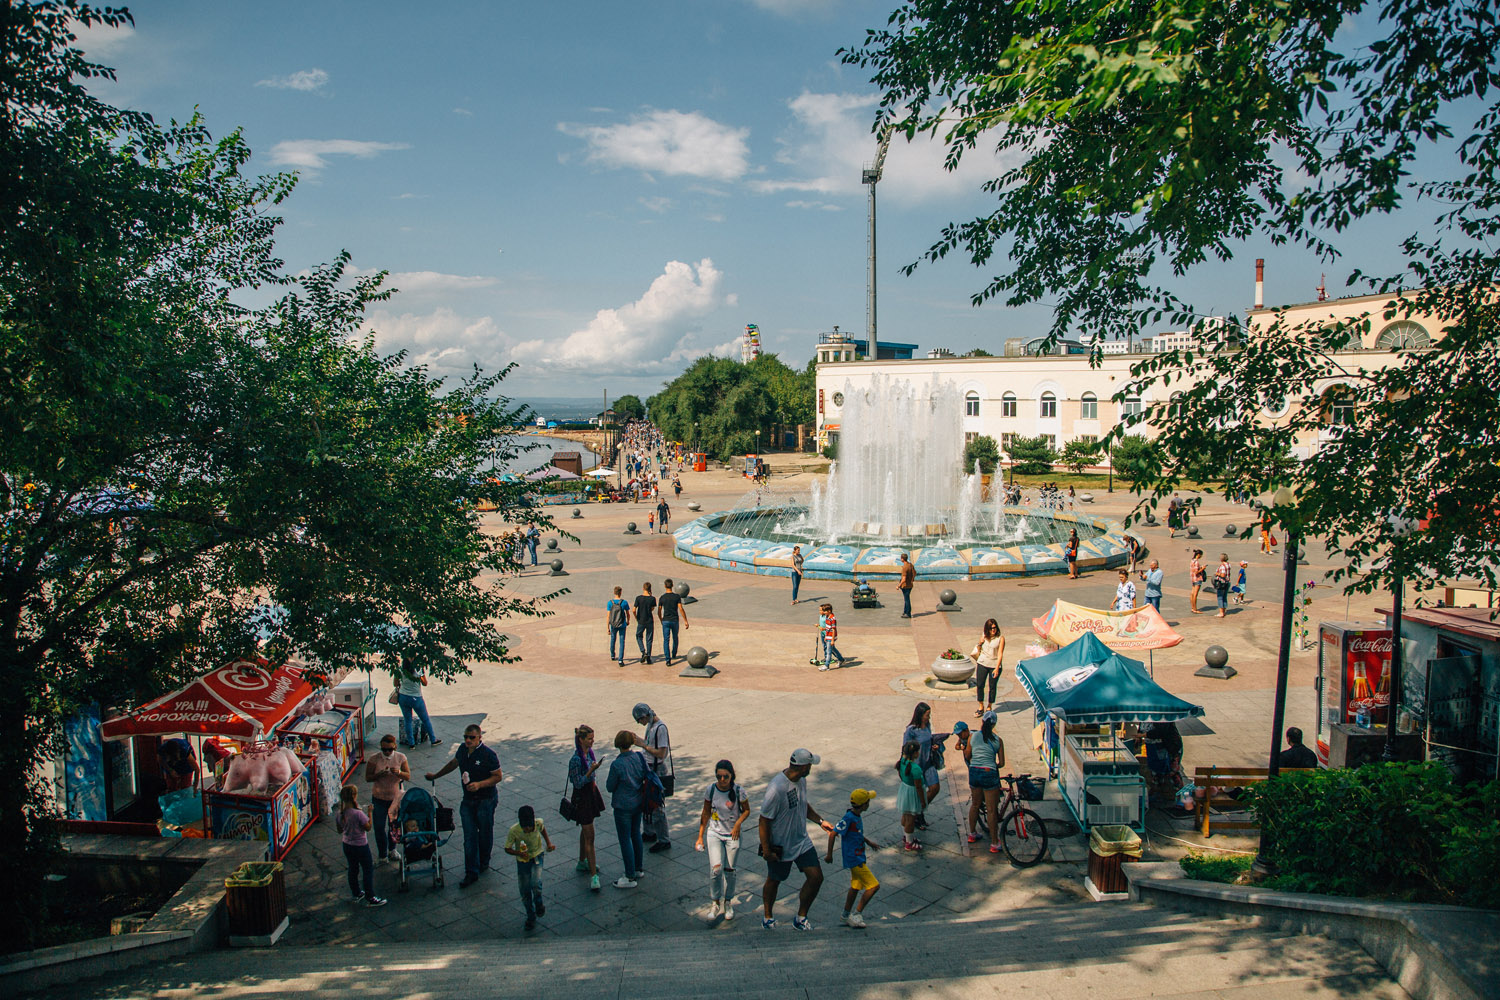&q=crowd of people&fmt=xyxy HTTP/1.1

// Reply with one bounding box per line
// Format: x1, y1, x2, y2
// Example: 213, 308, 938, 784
615, 420, 683, 504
